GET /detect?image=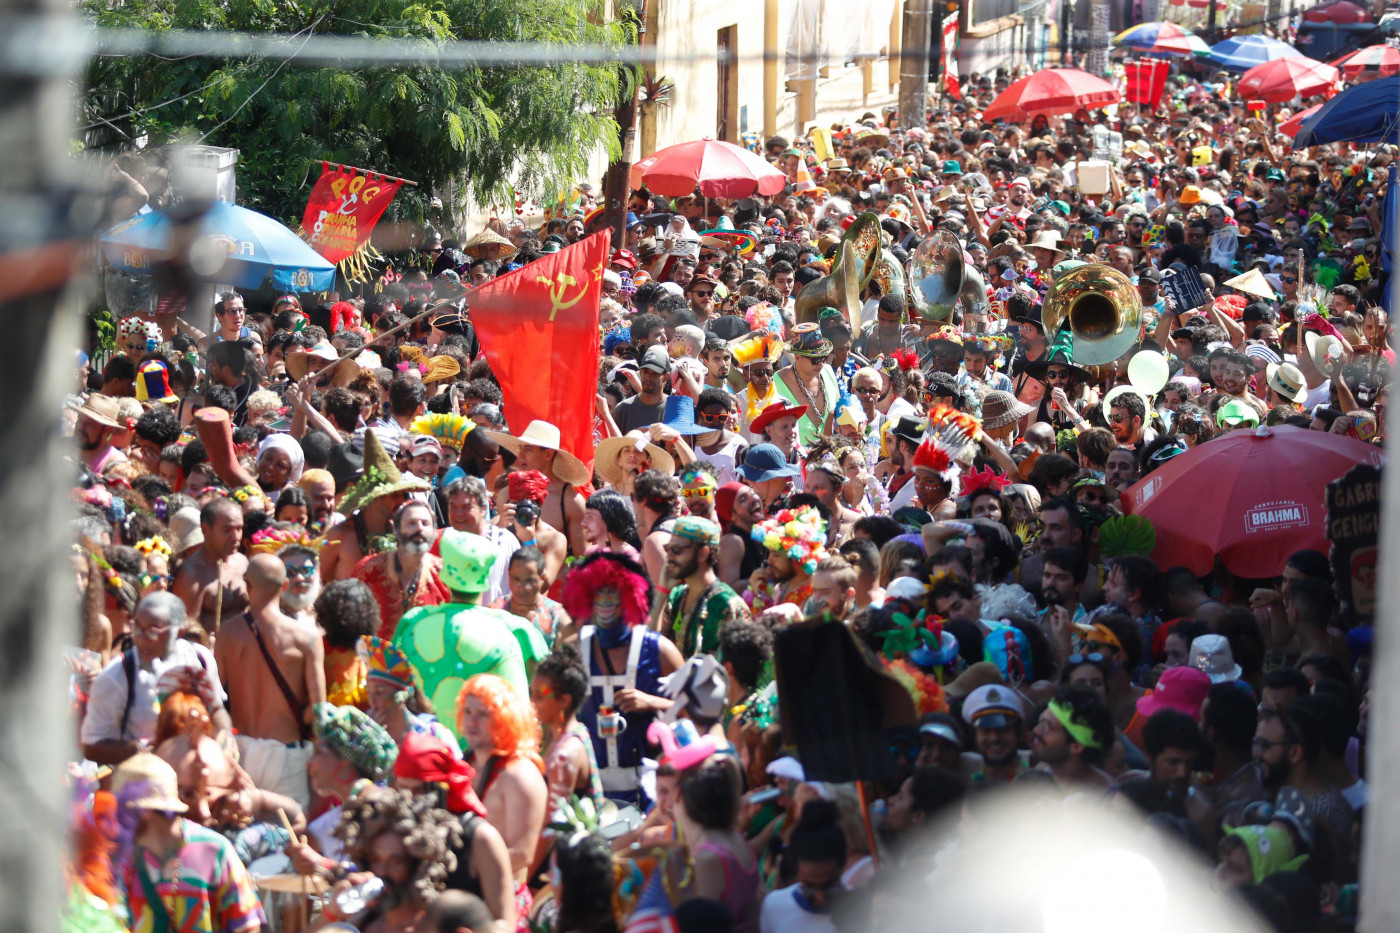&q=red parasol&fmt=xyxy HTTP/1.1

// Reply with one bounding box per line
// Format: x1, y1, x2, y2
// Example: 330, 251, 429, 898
980, 68, 1122, 121
633, 137, 788, 199
1237, 57, 1340, 103
1120, 425, 1383, 577
1279, 103, 1324, 137
1335, 44, 1400, 79
1303, 0, 1371, 24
